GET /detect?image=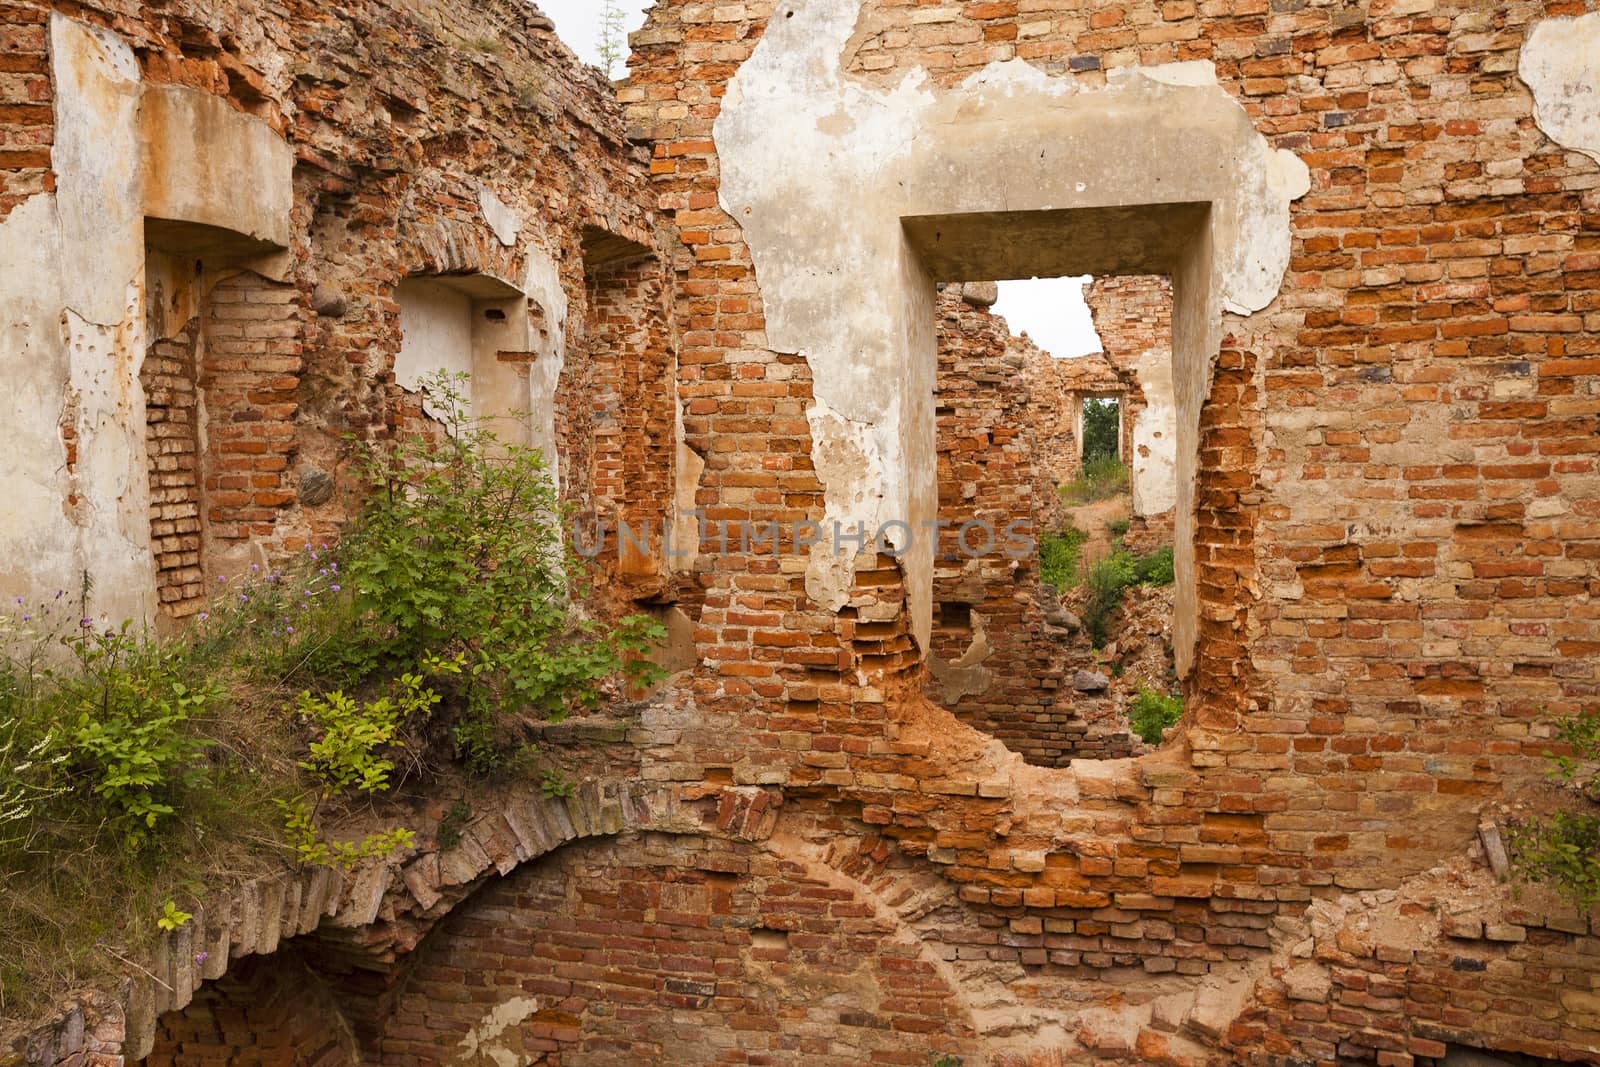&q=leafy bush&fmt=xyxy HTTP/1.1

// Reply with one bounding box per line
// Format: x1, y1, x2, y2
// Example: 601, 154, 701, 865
1507, 709, 1600, 907
0, 371, 666, 1014
1136, 547, 1175, 587
1039, 527, 1087, 593
1082, 546, 1175, 646
340, 373, 665, 771
60, 625, 216, 843
1128, 686, 1183, 745
1061, 457, 1130, 504
1083, 551, 1138, 646
1107, 517, 1130, 539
